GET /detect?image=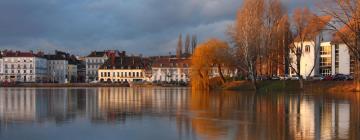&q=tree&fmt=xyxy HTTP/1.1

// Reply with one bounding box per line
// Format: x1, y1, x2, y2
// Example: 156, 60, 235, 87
191, 35, 197, 54
191, 38, 234, 90
185, 34, 191, 56
289, 8, 331, 89
177, 33, 183, 58
320, 0, 360, 91
229, 0, 265, 90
